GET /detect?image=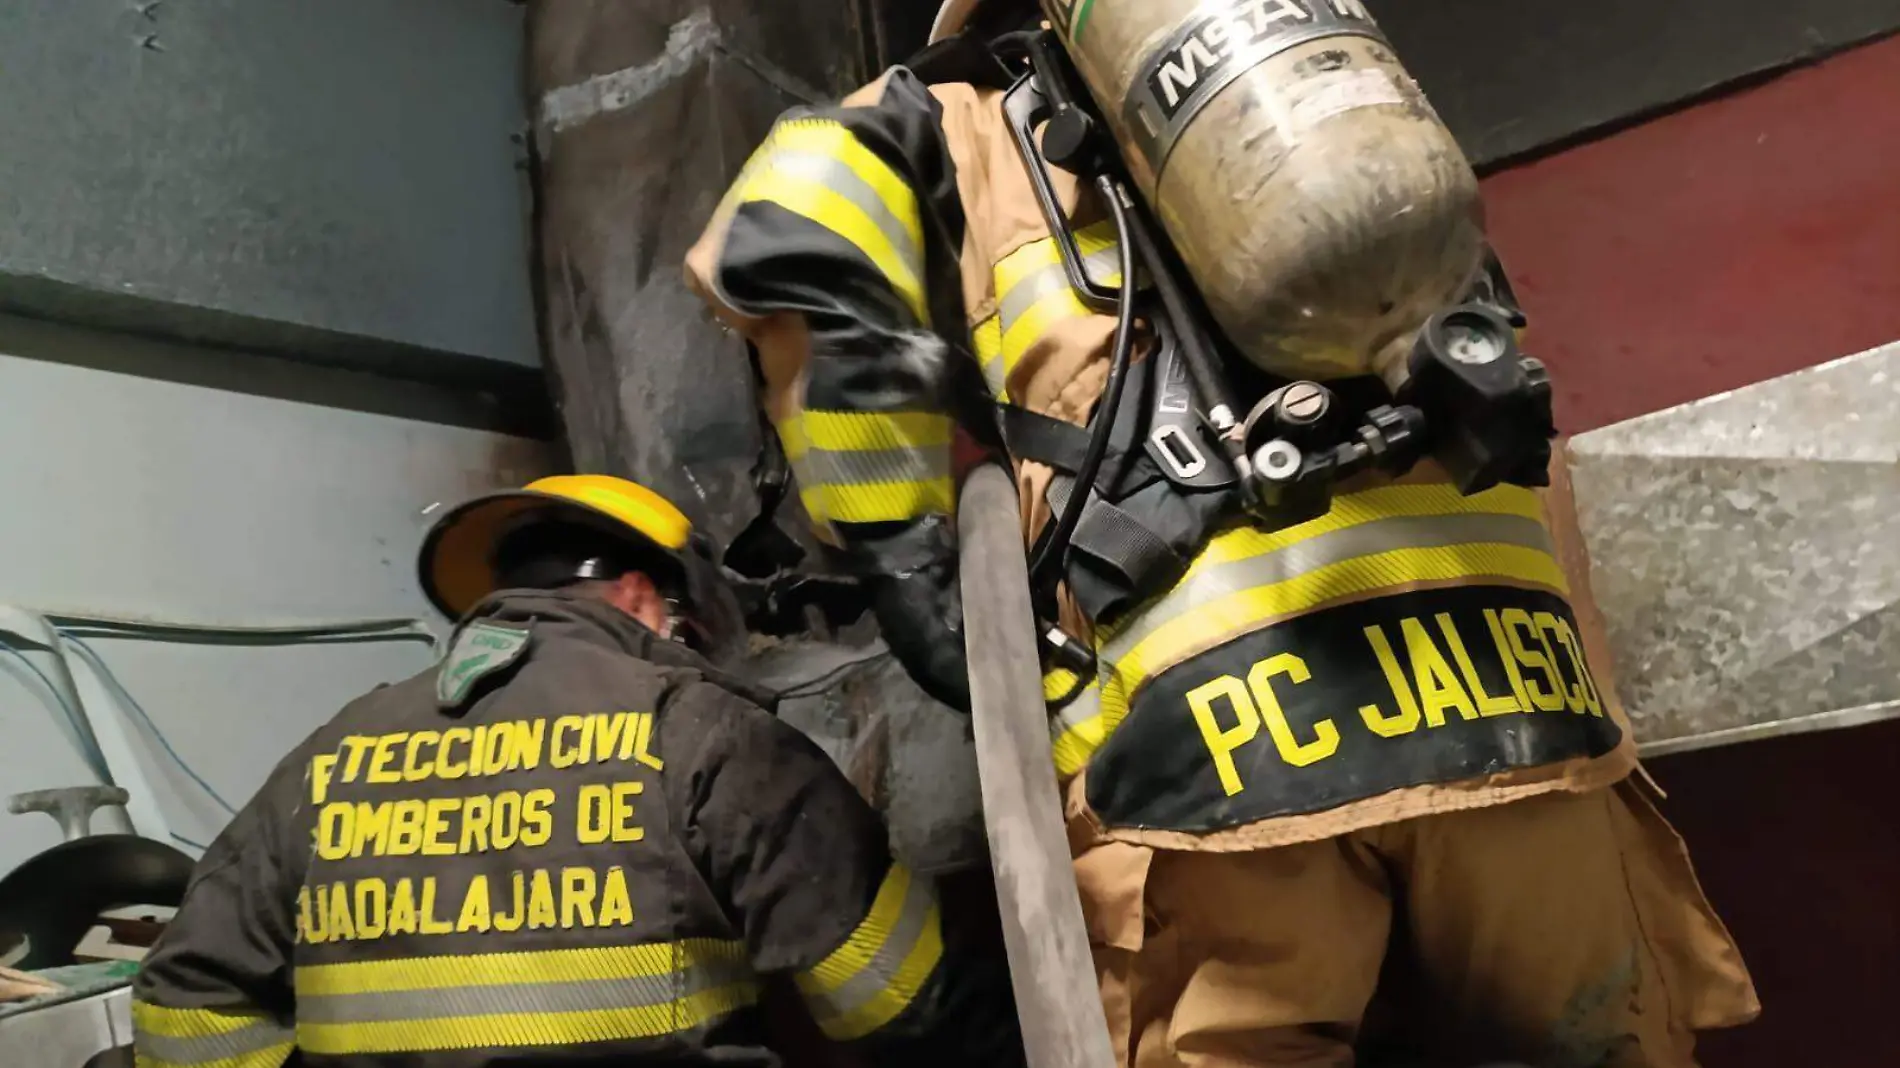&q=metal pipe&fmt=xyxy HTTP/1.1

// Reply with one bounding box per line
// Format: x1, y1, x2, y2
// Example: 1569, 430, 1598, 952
957, 464, 1116, 1068
0, 606, 143, 838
